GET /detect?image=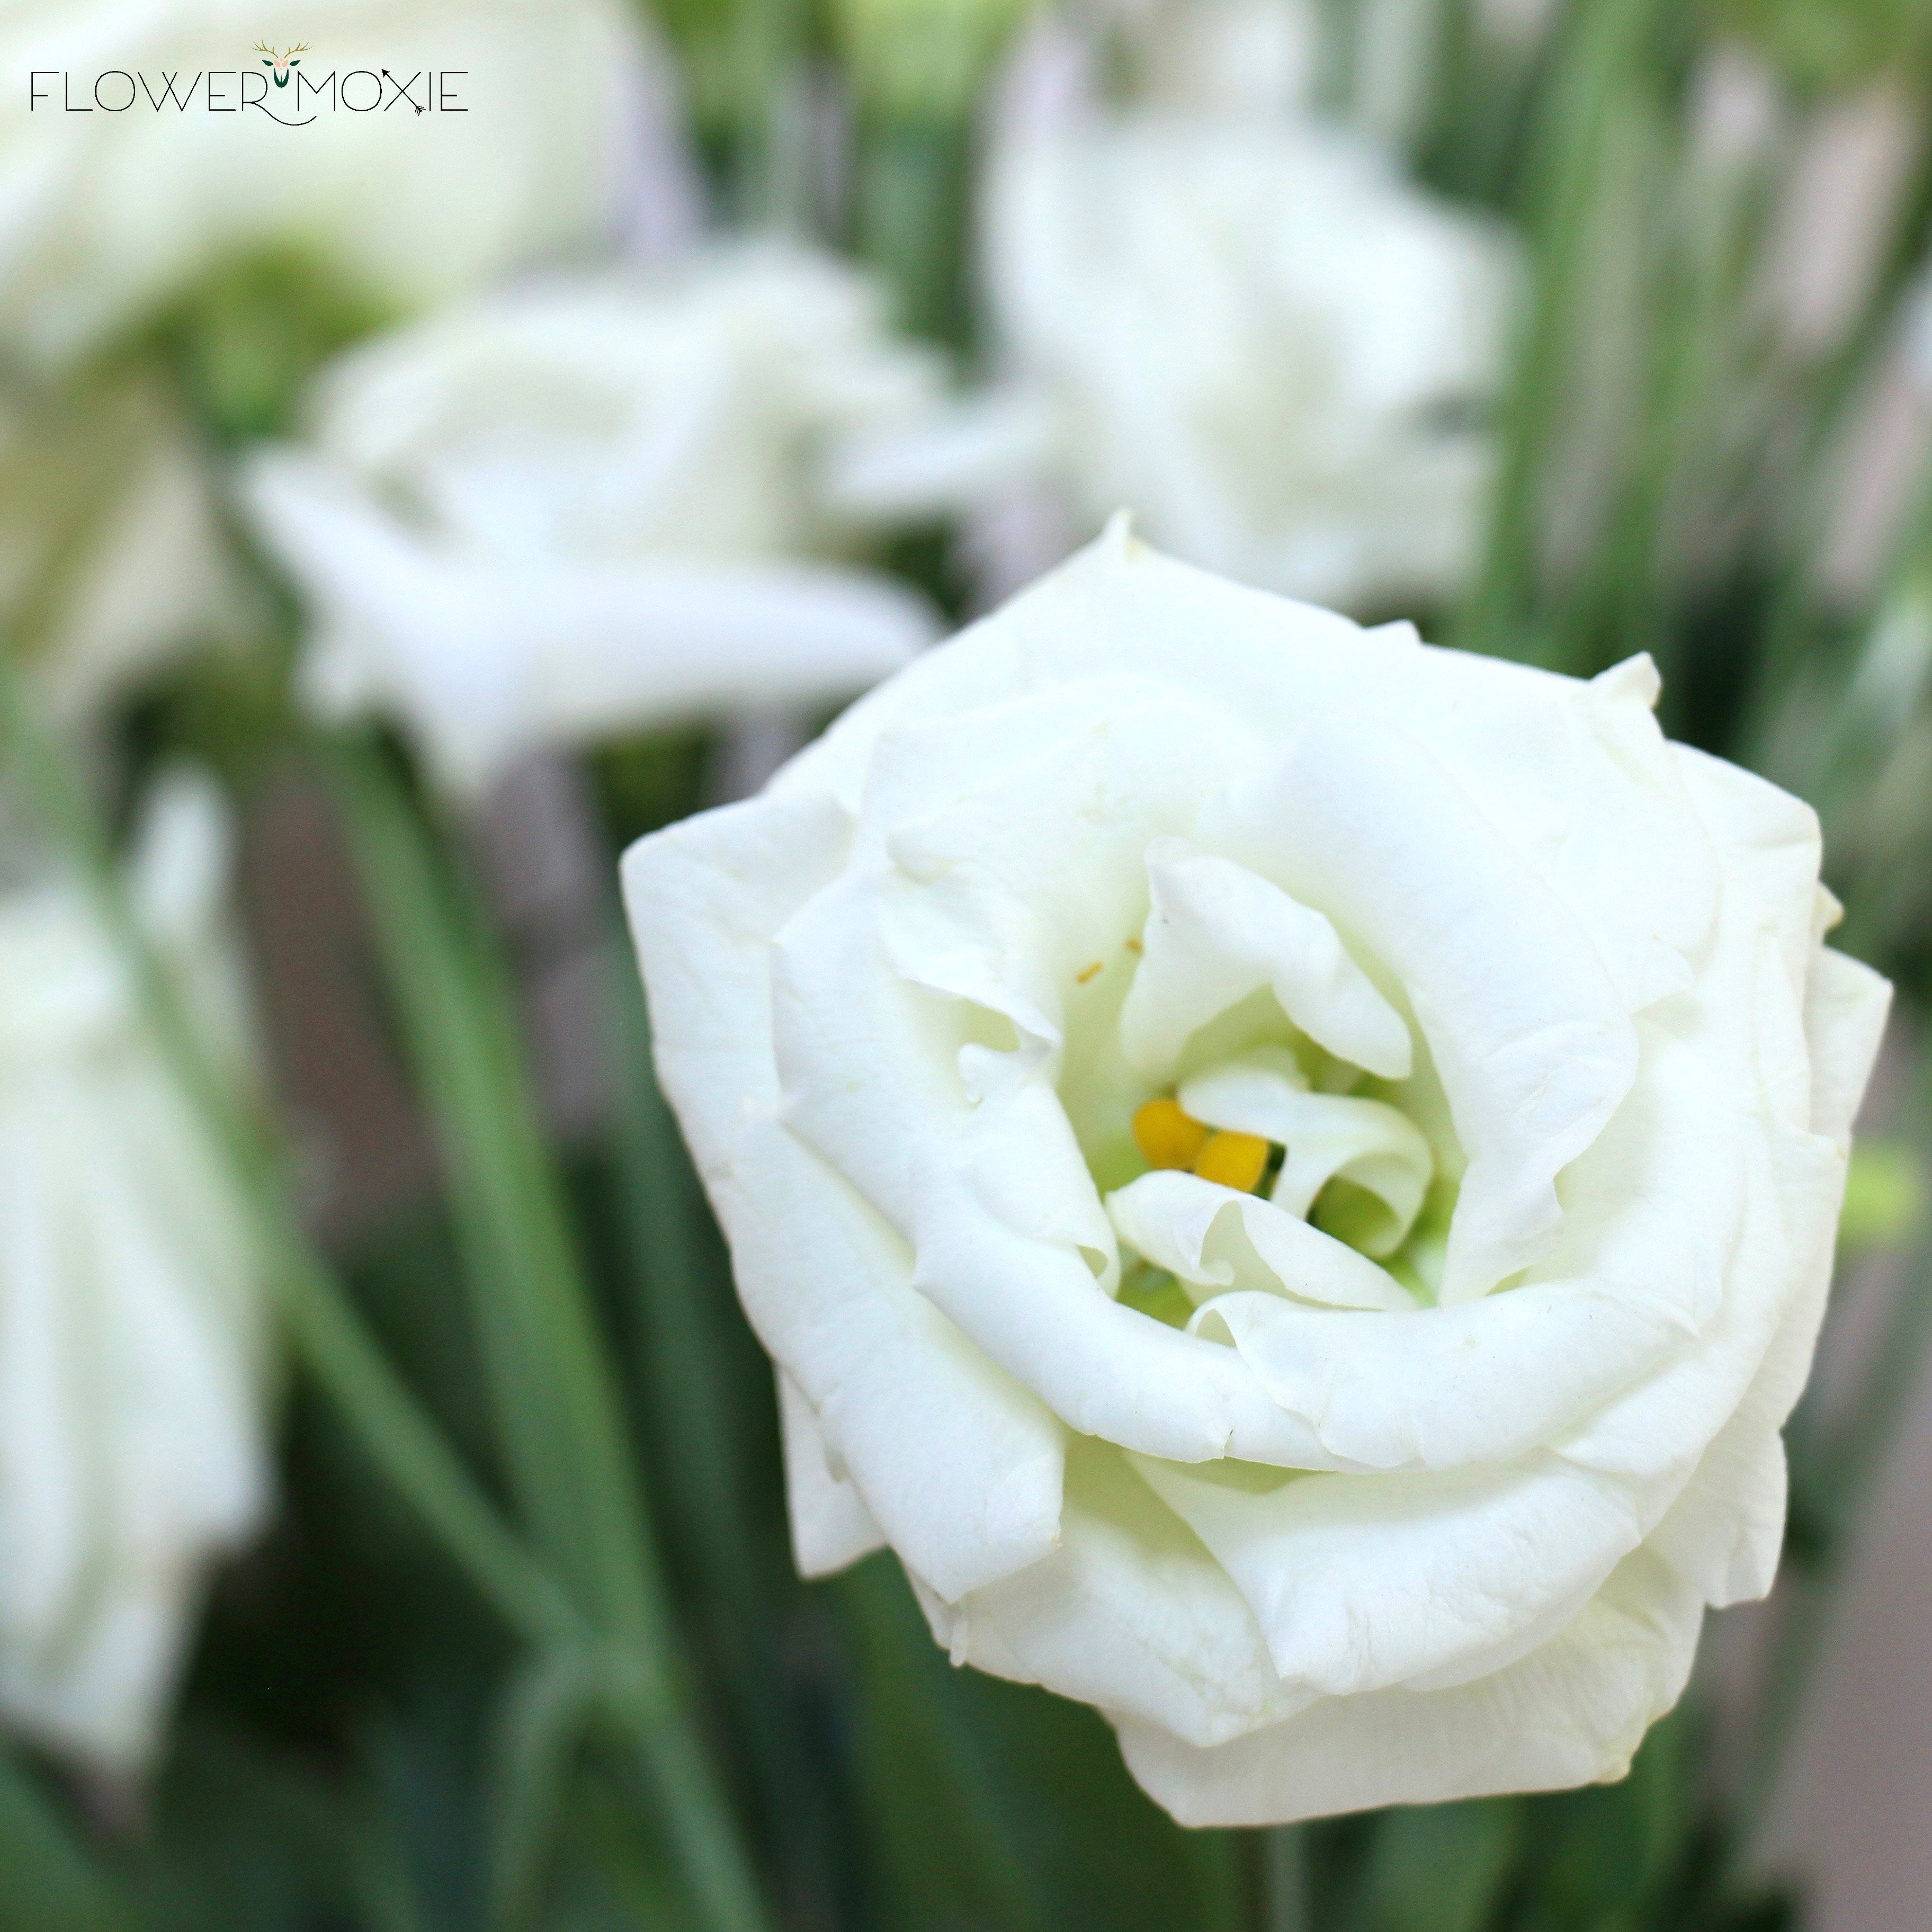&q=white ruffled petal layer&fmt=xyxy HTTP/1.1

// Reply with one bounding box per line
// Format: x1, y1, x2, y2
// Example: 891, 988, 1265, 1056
624, 524, 1891, 1827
